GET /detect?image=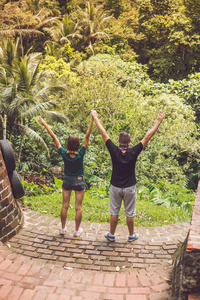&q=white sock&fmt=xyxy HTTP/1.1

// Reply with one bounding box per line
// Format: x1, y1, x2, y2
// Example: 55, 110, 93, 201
109, 232, 115, 237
